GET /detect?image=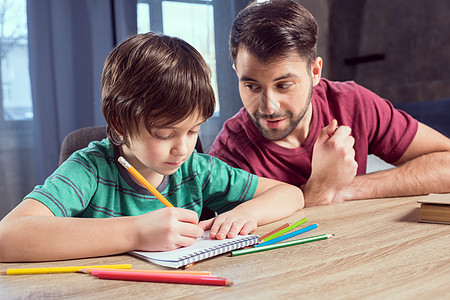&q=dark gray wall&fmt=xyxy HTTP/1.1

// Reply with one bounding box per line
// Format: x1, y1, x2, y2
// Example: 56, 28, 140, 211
303, 0, 450, 104
300, 0, 450, 136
